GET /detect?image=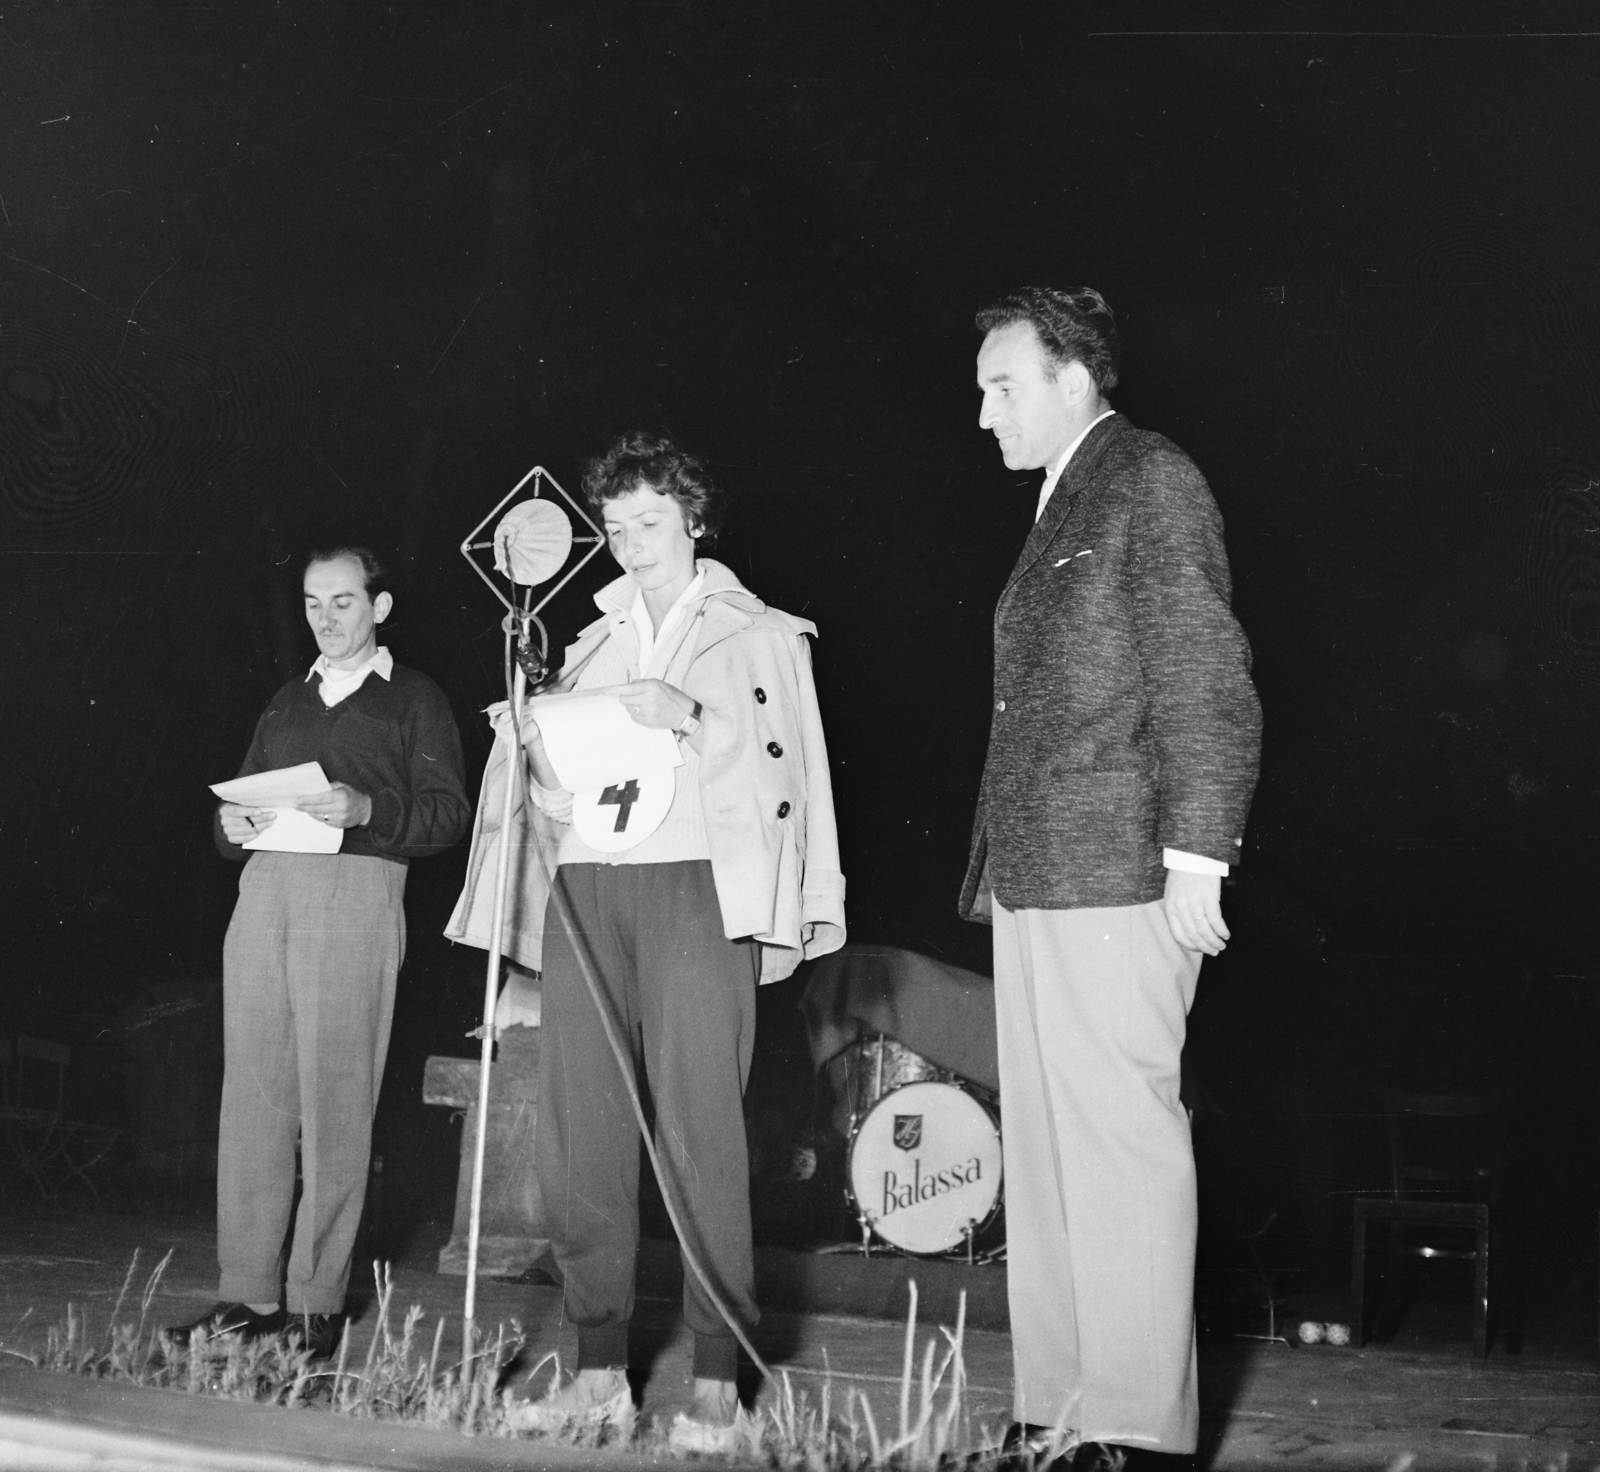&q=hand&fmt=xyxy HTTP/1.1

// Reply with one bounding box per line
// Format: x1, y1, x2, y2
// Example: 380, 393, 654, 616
613, 679, 694, 730
1163, 868, 1230, 956
219, 802, 274, 845
294, 783, 373, 829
